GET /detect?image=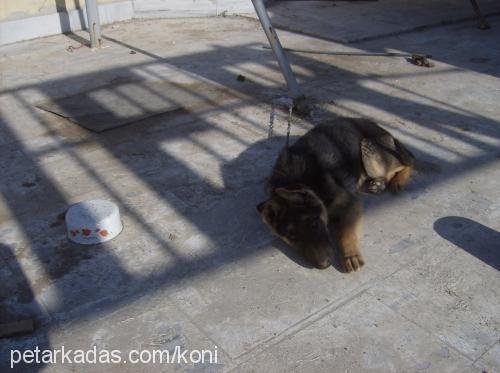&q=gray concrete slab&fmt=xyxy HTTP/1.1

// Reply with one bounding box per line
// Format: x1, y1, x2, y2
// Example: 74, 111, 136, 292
0, 6, 499, 373
46, 292, 229, 372
247, 0, 500, 43
368, 245, 500, 360
235, 293, 477, 372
